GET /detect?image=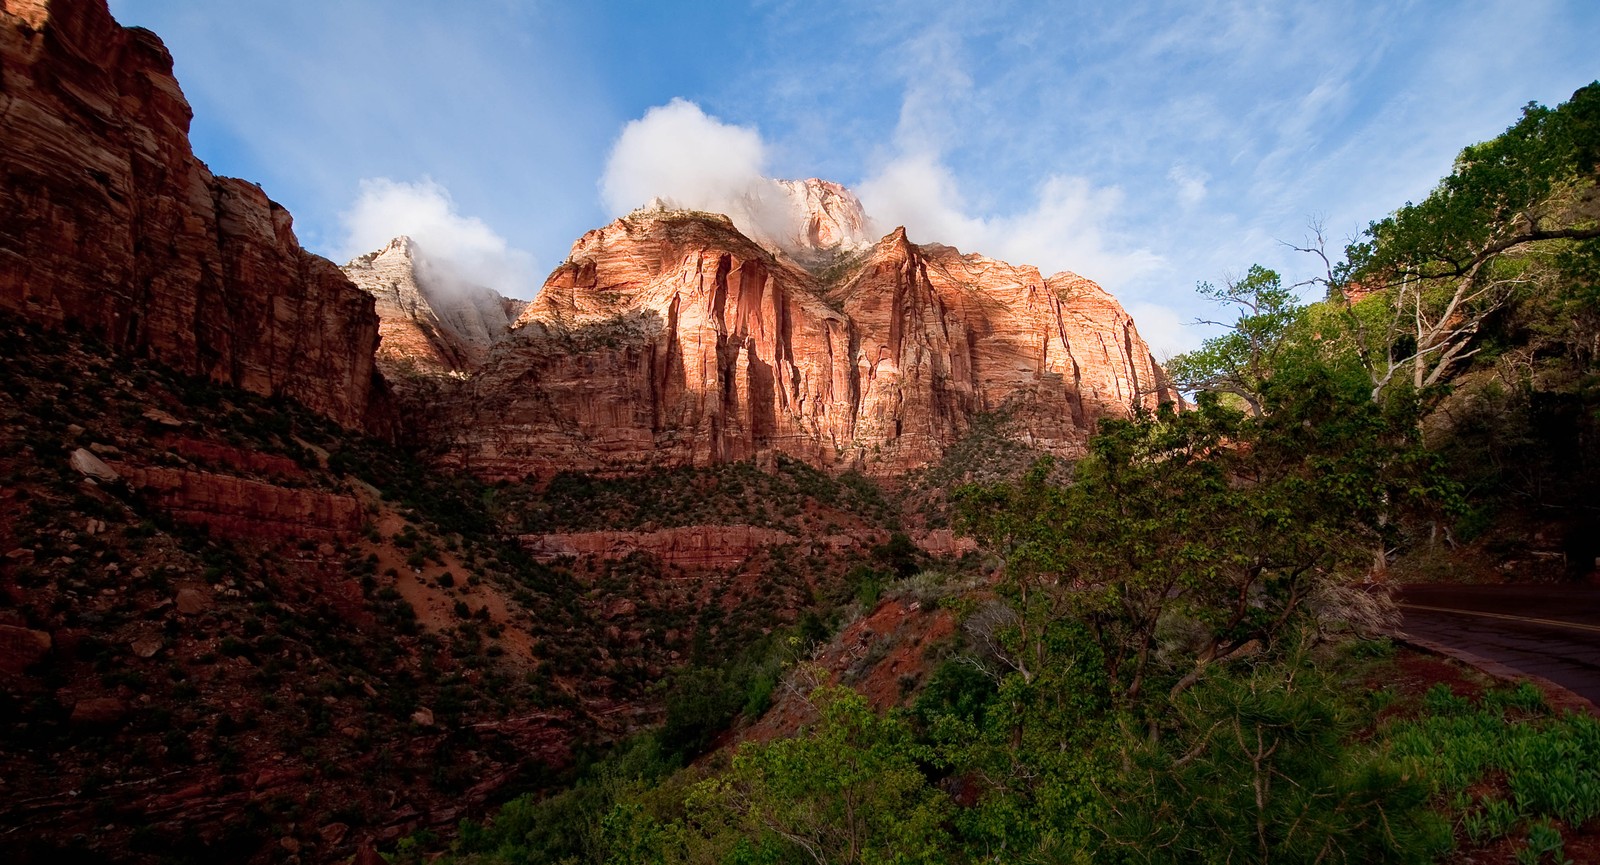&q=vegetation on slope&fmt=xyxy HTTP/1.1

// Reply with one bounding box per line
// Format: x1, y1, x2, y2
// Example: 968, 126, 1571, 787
495, 456, 897, 535
421, 82, 1600, 865
0, 319, 910, 863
